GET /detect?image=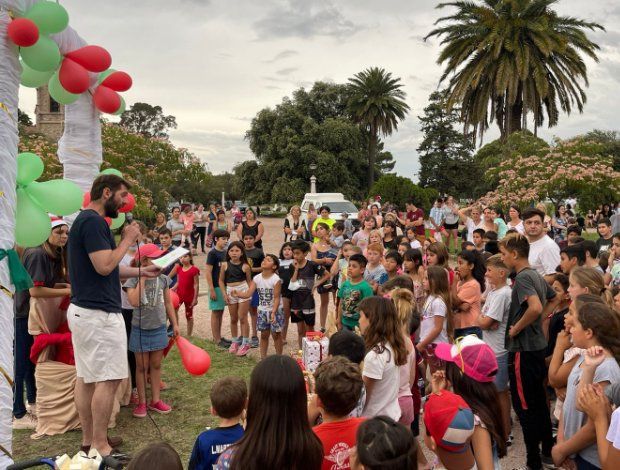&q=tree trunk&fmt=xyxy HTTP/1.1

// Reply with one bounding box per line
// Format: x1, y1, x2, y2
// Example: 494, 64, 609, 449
368, 126, 378, 191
